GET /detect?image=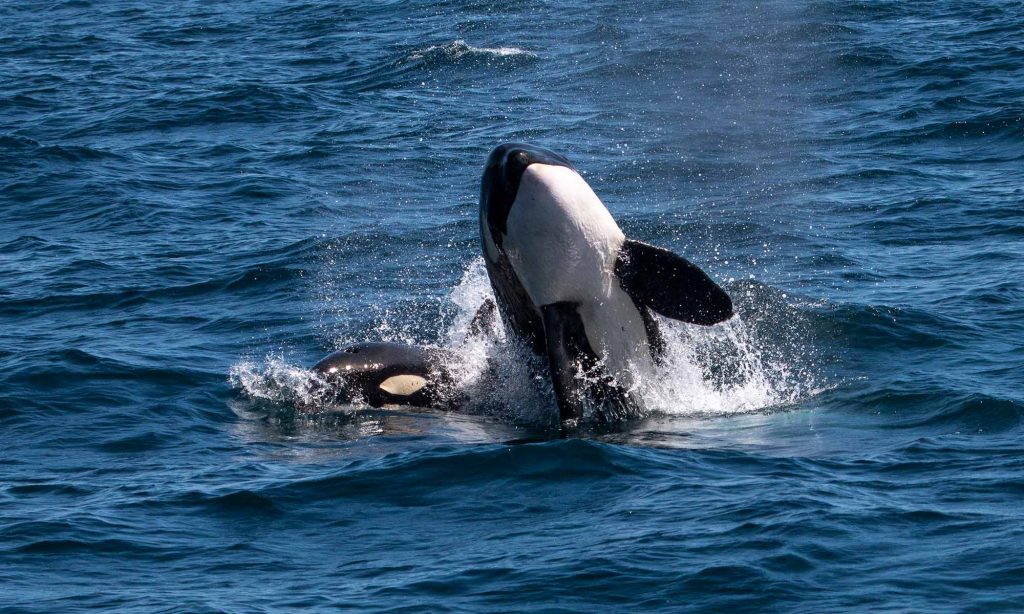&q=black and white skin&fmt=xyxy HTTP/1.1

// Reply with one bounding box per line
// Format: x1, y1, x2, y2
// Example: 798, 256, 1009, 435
478, 143, 734, 425
311, 342, 454, 409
